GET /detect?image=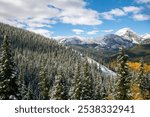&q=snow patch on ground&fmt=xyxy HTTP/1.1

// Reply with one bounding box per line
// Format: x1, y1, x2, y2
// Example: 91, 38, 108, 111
87, 57, 116, 77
